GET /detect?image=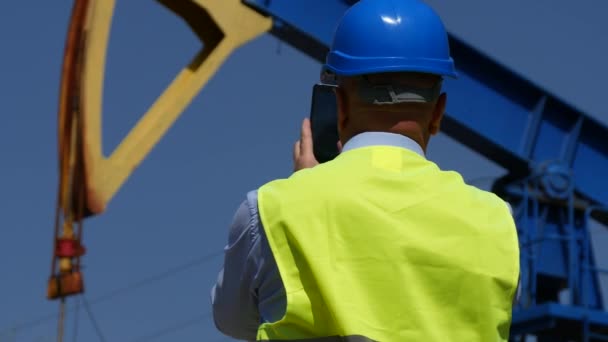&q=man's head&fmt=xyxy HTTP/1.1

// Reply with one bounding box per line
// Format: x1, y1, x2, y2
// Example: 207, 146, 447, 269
324, 0, 456, 151
334, 72, 446, 151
